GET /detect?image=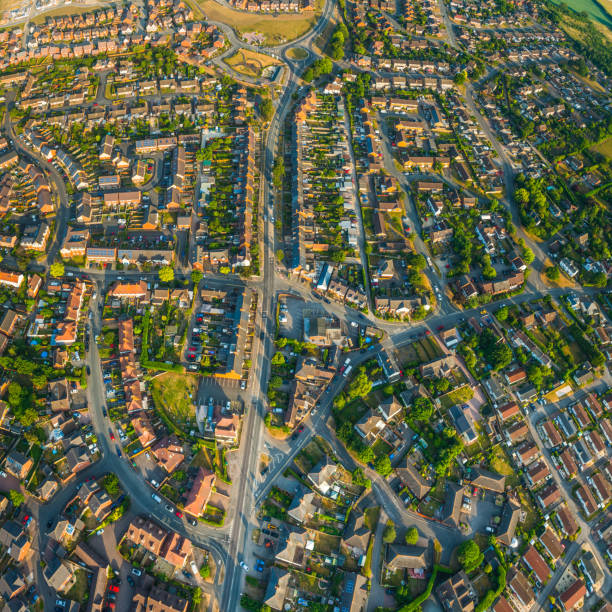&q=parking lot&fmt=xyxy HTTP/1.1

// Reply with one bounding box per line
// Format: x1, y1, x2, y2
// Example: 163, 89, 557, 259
278, 295, 326, 340
133, 451, 166, 489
